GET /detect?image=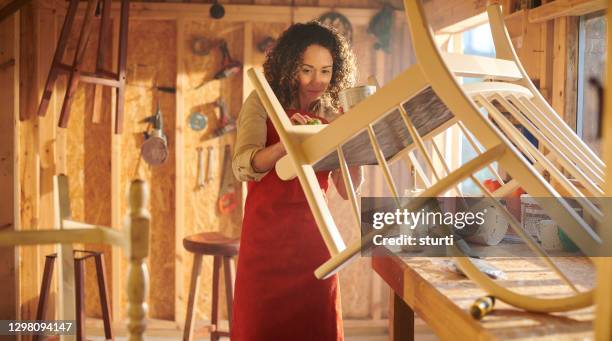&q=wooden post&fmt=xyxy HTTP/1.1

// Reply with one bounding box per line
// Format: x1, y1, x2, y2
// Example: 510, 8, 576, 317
55, 175, 76, 341
175, 17, 186, 327
595, 7, 612, 340
111, 13, 123, 322
551, 17, 572, 128
126, 179, 150, 341
38, 6, 58, 321
0, 9, 19, 322
19, 1, 42, 322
